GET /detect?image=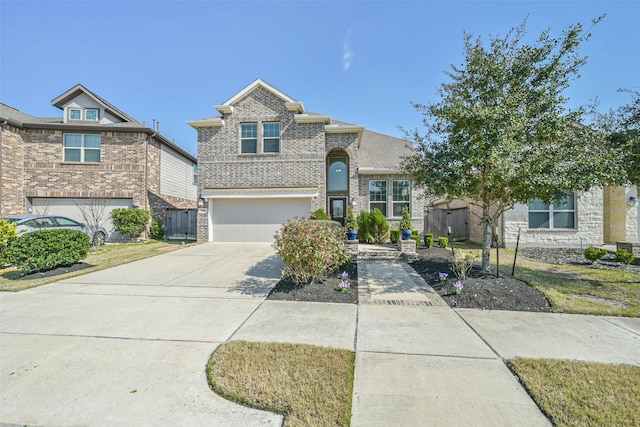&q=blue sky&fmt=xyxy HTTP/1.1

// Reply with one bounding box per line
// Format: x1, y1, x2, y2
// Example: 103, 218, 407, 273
1, 1, 638, 157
